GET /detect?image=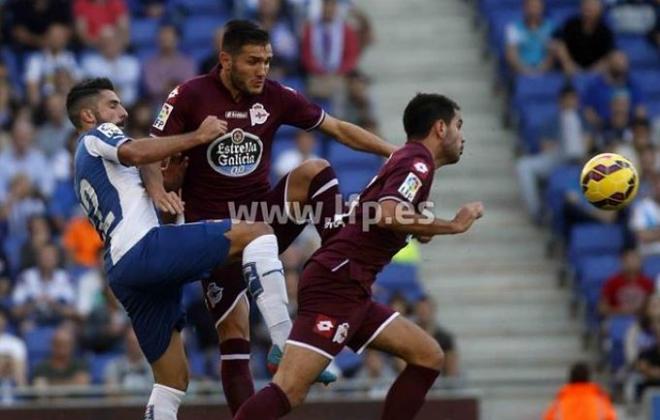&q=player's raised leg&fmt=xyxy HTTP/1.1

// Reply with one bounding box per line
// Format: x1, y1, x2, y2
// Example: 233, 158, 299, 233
146, 331, 188, 420
366, 316, 444, 420
234, 343, 330, 419
285, 158, 343, 241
